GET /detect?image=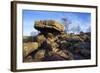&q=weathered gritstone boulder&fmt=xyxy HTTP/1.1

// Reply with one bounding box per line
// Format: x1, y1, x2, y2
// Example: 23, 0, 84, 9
66, 36, 84, 43
36, 34, 46, 46
34, 50, 46, 61
57, 50, 73, 60
24, 56, 33, 62
34, 20, 64, 34
23, 42, 39, 58
23, 20, 93, 62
